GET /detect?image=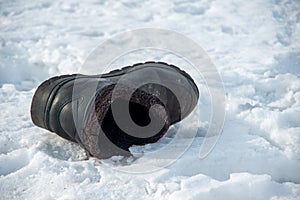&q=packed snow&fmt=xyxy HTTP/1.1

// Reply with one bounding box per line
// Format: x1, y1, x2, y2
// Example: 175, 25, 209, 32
0, 0, 300, 199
